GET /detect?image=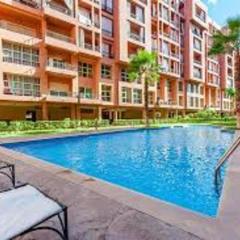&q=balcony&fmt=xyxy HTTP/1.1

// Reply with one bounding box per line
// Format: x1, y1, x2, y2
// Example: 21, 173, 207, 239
170, 32, 179, 43
102, 50, 114, 58
156, 98, 177, 108
102, 29, 113, 38
170, 52, 179, 59
45, 1, 73, 16
193, 68, 202, 80
0, 20, 41, 46
2, 79, 41, 101
46, 58, 77, 77
46, 30, 71, 42
13, 0, 41, 9
208, 79, 219, 86
129, 32, 145, 44
45, 30, 77, 52
194, 59, 202, 66
79, 92, 100, 104
78, 14, 92, 27
44, 1, 75, 24
78, 40, 101, 57
46, 90, 76, 103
